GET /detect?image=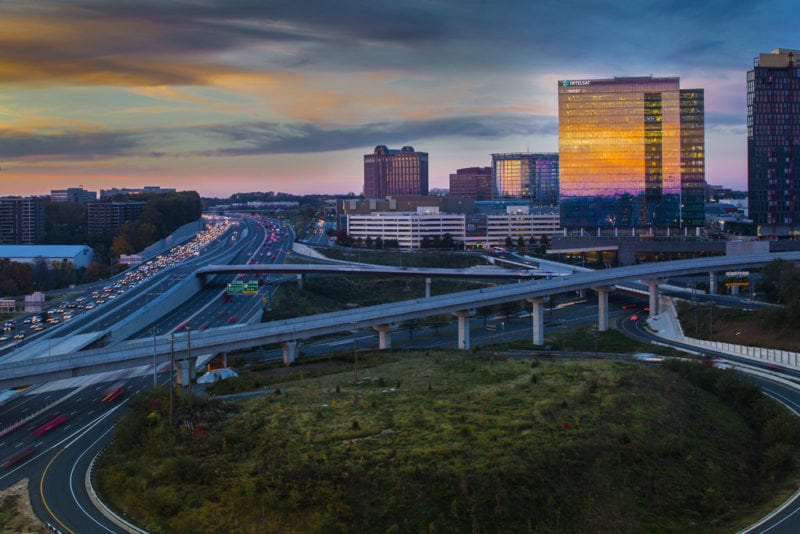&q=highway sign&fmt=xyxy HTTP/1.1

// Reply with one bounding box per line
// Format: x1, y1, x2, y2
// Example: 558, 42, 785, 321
227, 281, 244, 294
725, 271, 749, 287
243, 281, 259, 294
